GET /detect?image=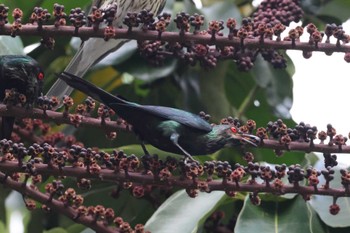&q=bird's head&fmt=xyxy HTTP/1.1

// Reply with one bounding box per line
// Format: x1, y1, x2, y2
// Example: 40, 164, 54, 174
1, 55, 44, 103
225, 126, 261, 147
25, 59, 45, 100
